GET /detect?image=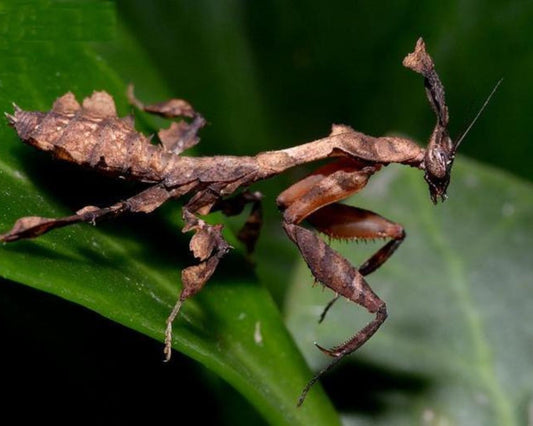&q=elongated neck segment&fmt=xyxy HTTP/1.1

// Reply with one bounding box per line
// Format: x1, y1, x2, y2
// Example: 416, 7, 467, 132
254, 128, 425, 179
